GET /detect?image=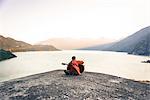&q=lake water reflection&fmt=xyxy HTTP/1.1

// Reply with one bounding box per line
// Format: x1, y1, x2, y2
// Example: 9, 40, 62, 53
0, 50, 149, 82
